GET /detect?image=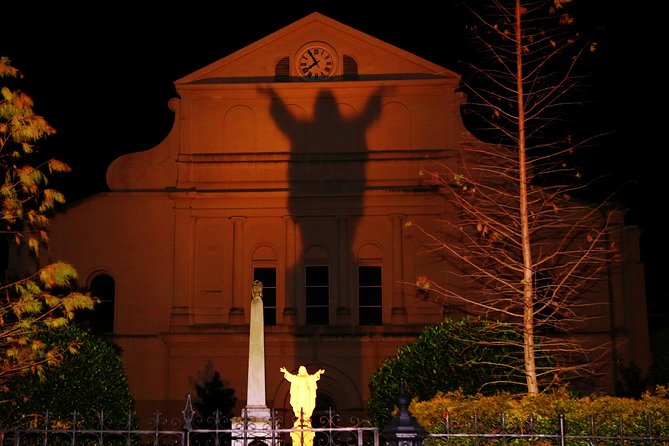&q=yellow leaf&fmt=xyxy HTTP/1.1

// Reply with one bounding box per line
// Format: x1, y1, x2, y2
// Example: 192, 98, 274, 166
67, 341, 81, 355
47, 158, 72, 174
416, 275, 431, 289
45, 348, 62, 366
43, 294, 61, 307
31, 339, 45, 352
28, 237, 40, 255
1, 86, 12, 100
